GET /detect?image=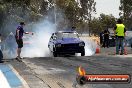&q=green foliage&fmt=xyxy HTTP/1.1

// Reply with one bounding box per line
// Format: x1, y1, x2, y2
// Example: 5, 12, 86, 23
0, 0, 117, 36
119, 0, 132, 29
89, 14, 116, 35
80, 0, 96, 21
99, 14, 116, 28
